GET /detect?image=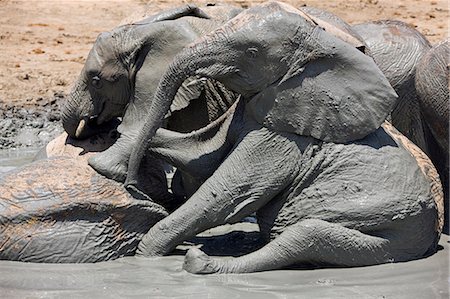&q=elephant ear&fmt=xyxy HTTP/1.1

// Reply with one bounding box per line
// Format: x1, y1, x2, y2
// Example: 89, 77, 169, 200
247, 26, 398, 143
